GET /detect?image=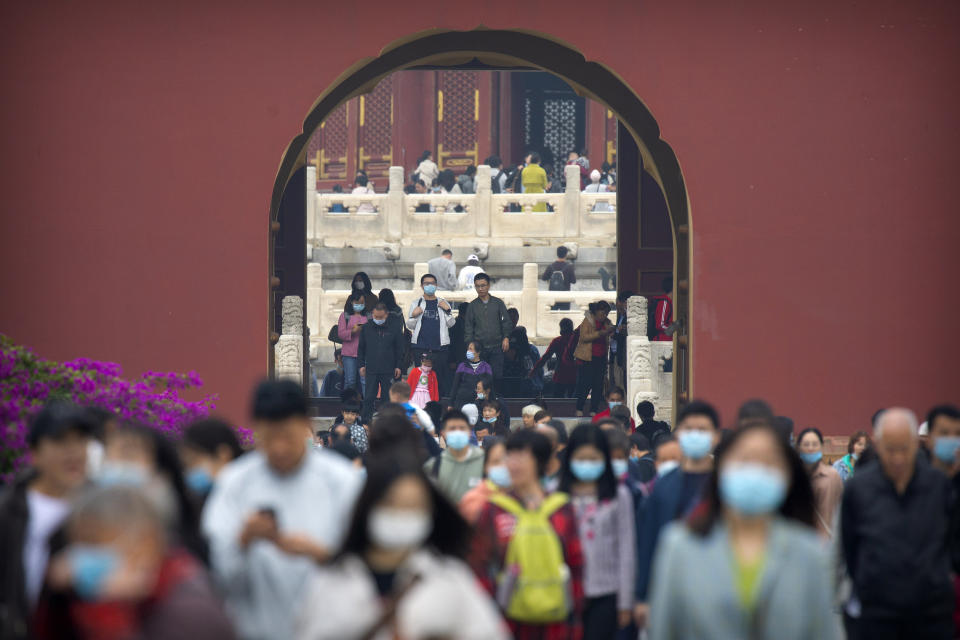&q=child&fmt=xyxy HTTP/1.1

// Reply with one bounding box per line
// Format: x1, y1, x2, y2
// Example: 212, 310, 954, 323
406, 352, 439, 409
336, 401, 369, 453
